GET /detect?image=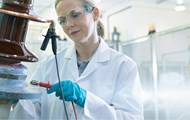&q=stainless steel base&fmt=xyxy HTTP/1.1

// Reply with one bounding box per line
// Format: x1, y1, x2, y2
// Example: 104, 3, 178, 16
0, 85, 43, 99
0, 63, 43, 99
